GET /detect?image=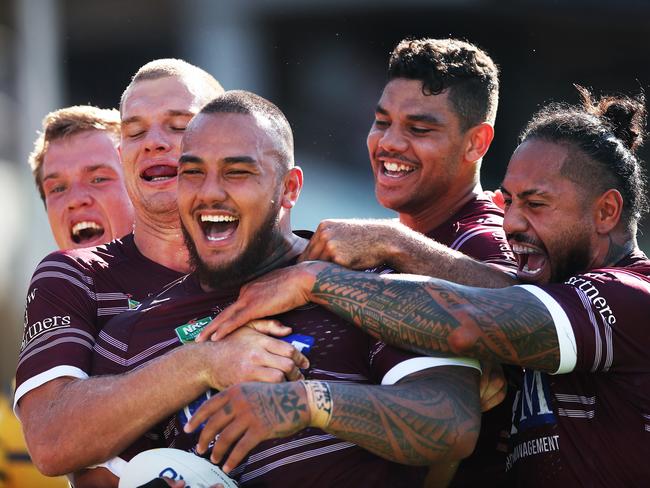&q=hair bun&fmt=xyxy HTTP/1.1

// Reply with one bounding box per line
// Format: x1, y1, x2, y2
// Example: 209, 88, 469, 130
576, 84, 646, 153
